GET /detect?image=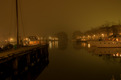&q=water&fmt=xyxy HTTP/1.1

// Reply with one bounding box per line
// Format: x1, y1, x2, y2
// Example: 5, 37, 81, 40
36, 41, 121, 80
1, 40, 121, 80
